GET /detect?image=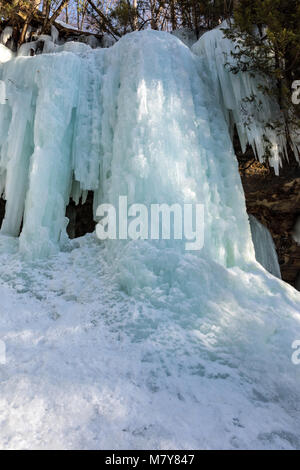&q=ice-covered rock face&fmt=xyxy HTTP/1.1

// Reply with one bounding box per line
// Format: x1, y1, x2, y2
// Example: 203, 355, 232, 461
192, 25, 300, 175
0, 30, 254, 272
